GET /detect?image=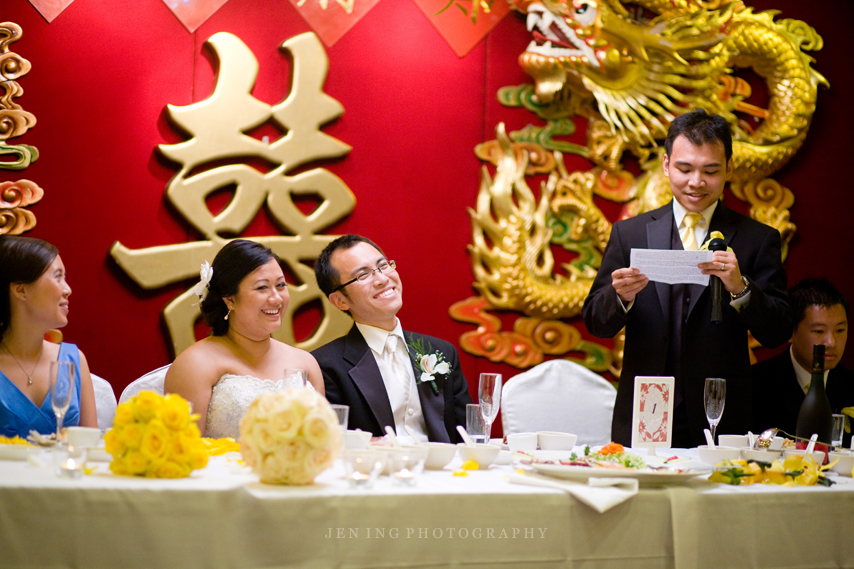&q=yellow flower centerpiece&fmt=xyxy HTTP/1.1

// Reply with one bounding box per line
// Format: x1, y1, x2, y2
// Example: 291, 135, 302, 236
104, 392, 209, 478
239, 387, 342, 485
